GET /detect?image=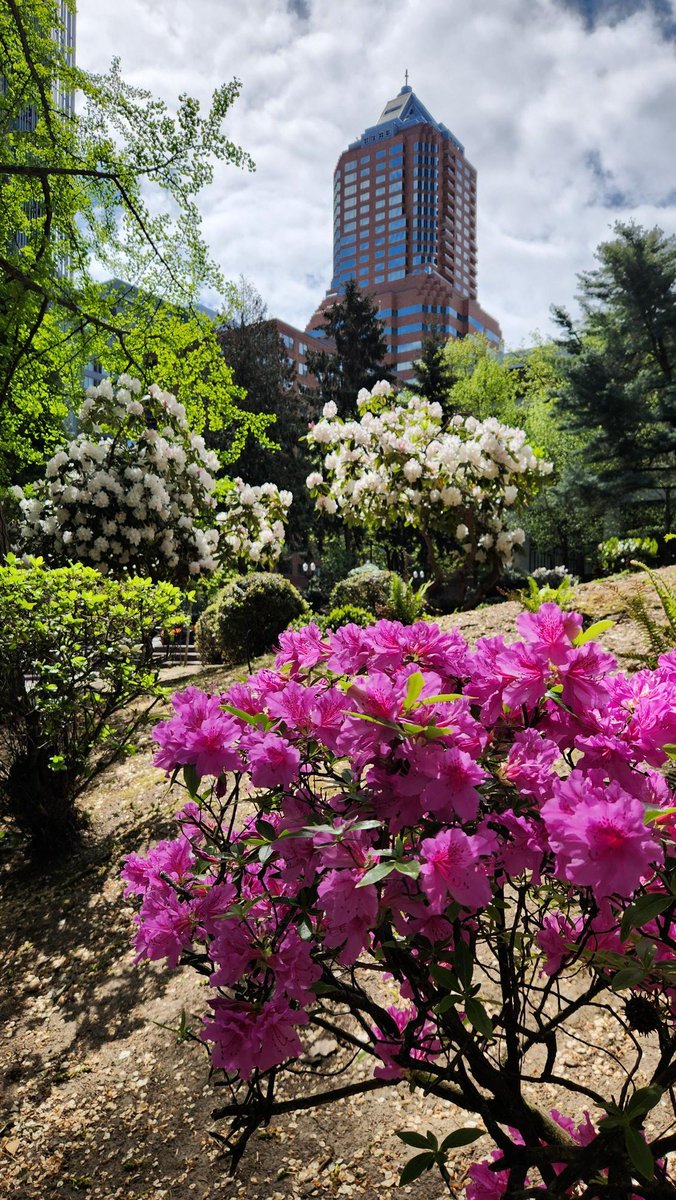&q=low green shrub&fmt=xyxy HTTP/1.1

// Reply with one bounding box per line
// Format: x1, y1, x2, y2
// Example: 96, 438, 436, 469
0, 557, 183, 856
322, 604, 375, 631
598, 536, 658, 574
215, 572, 307, 665
387, 574, 431, 623
329, 565, 395, 614
195, 604, 223, 664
